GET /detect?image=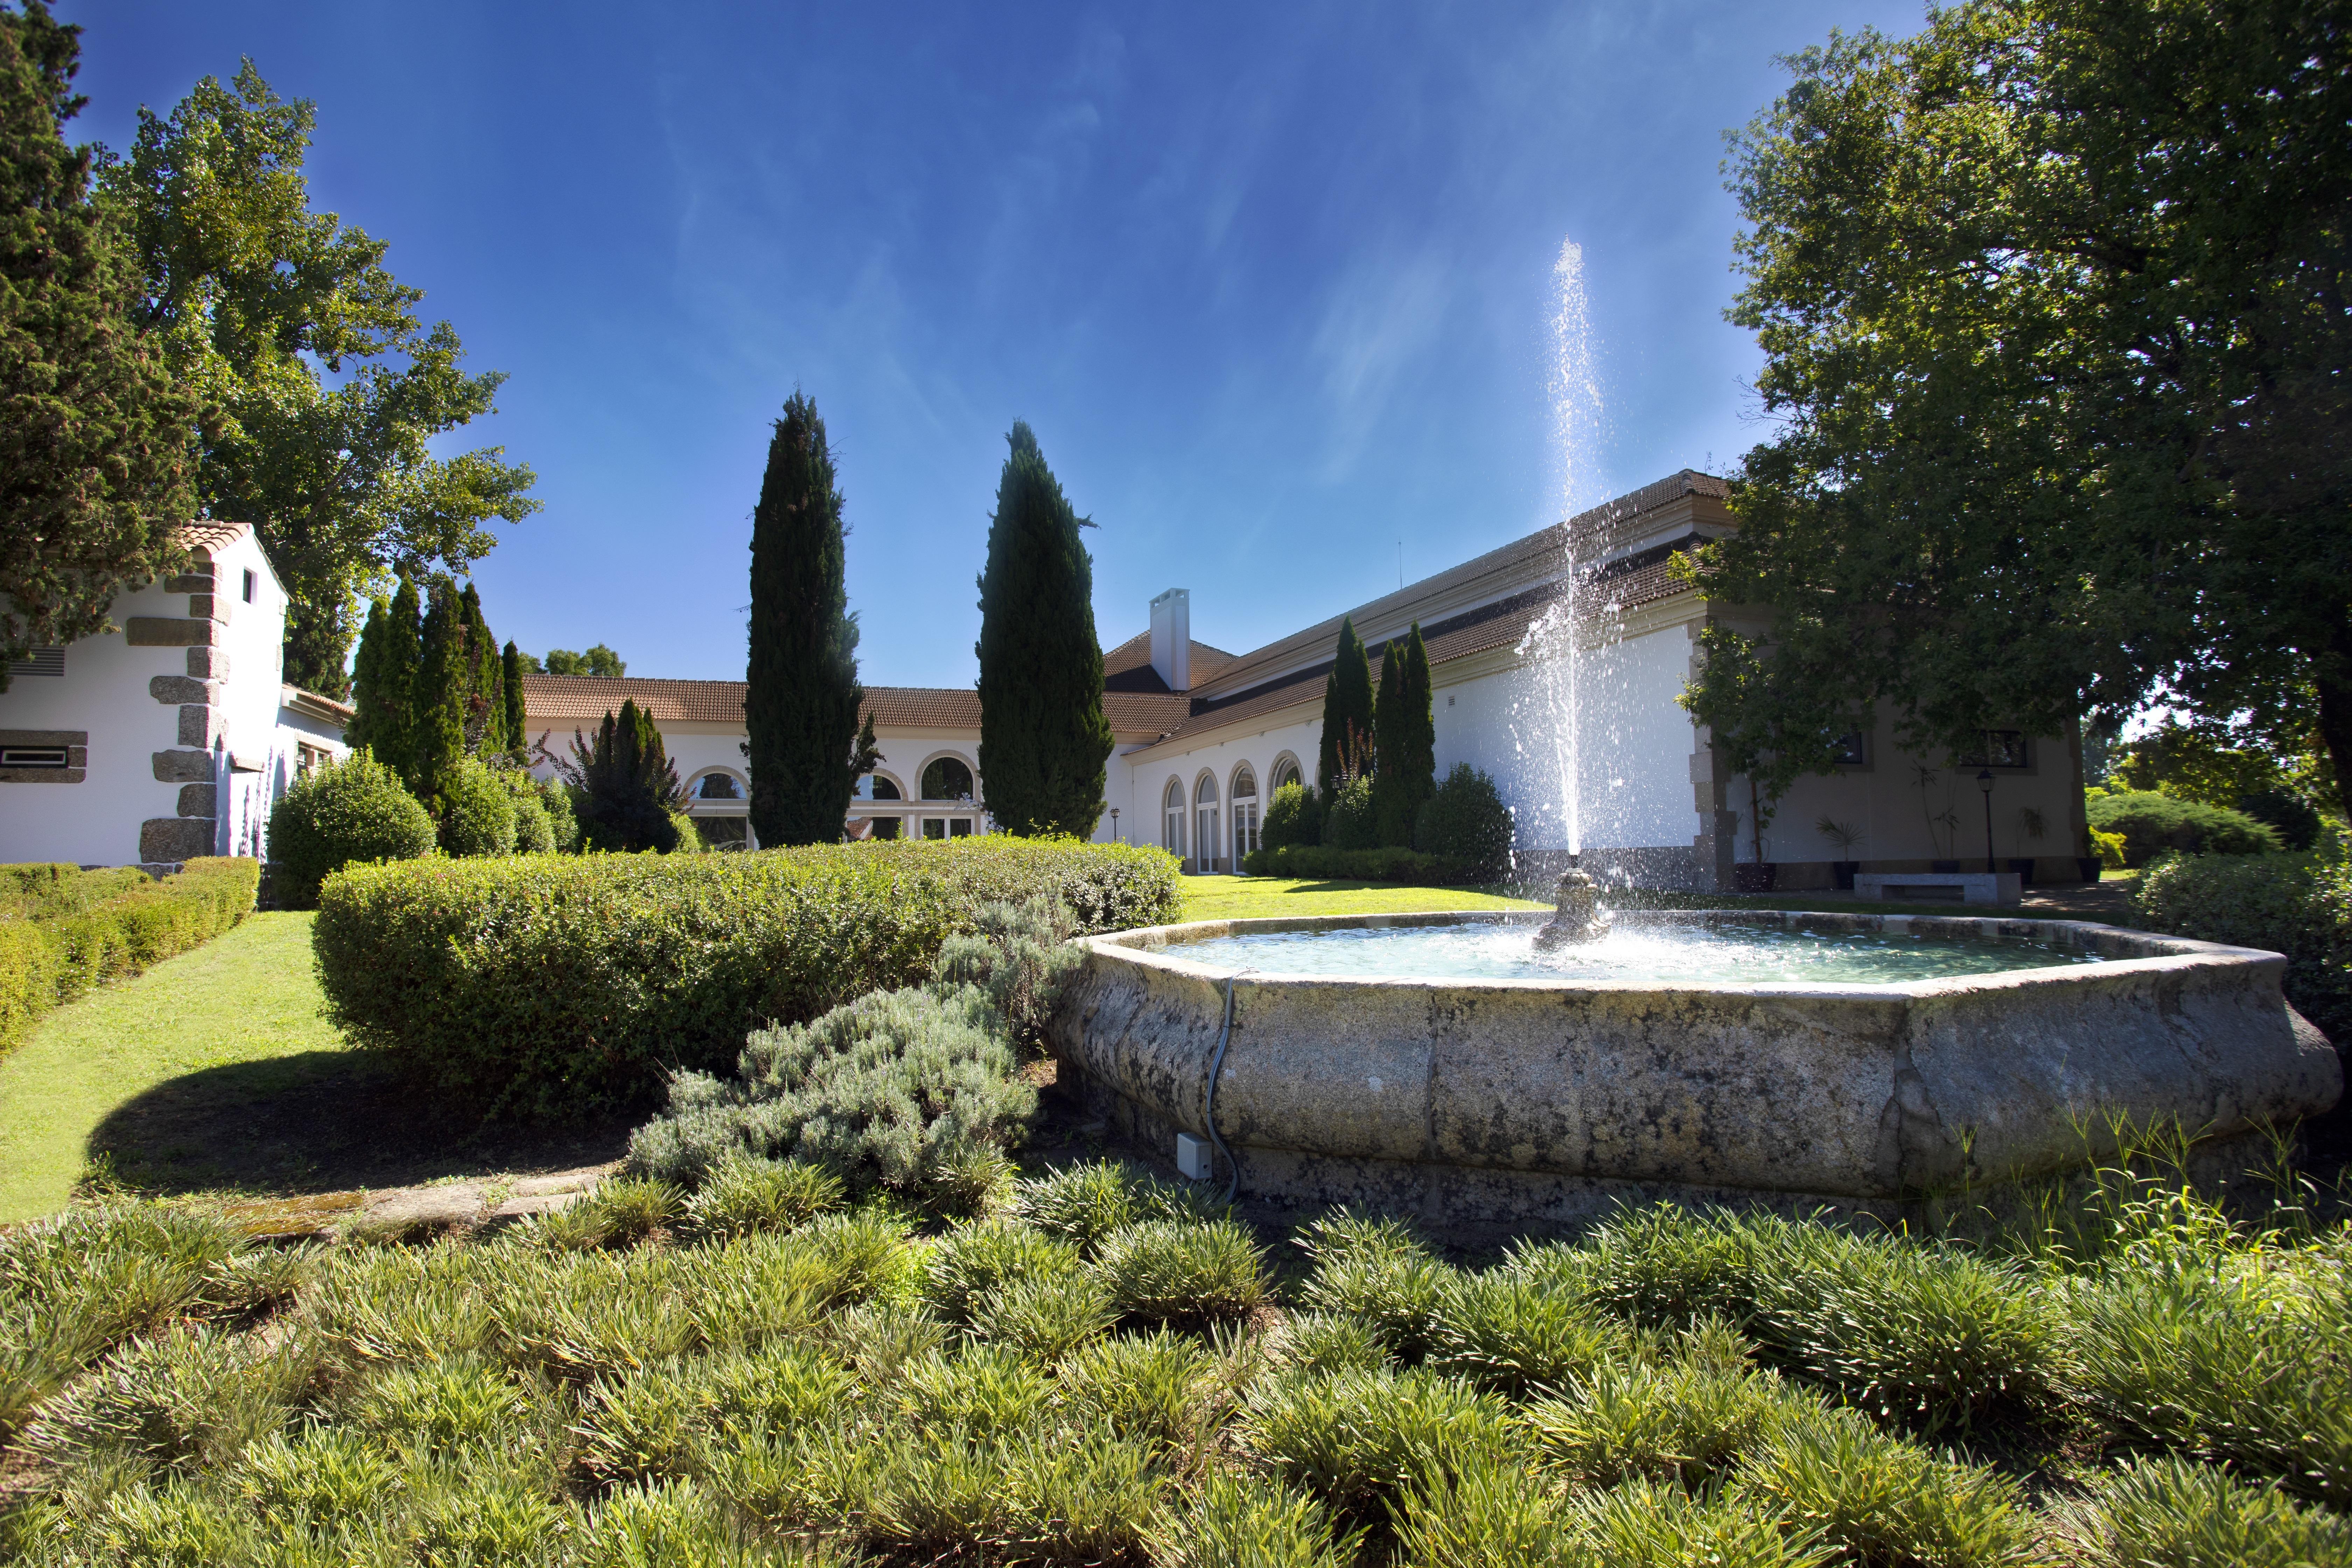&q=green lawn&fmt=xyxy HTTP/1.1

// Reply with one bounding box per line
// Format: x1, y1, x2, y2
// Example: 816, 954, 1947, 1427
1177, 875, 1547, 922
0, 912, 342, 1222
0, 910, 631, 1223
